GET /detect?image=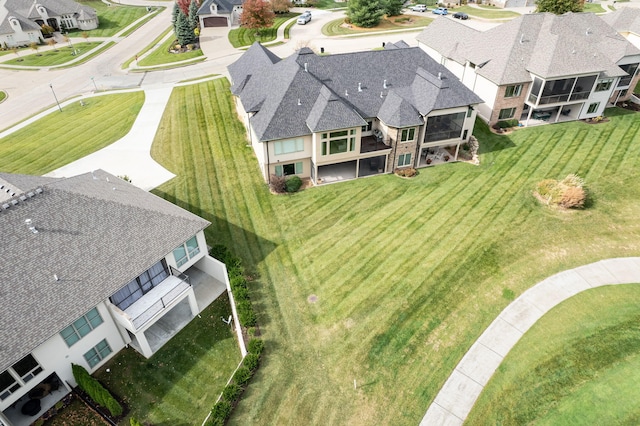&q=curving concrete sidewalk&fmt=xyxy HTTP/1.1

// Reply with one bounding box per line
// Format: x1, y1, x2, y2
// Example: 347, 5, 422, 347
420, 257, 640, 426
